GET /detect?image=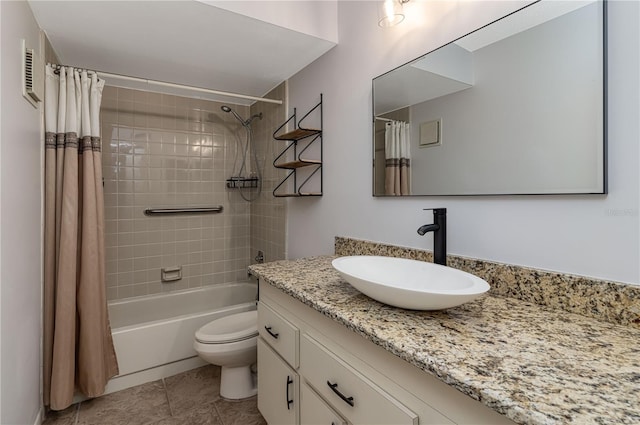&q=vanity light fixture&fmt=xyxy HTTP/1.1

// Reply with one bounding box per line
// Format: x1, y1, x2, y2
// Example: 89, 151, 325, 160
378, 0, 410, 27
